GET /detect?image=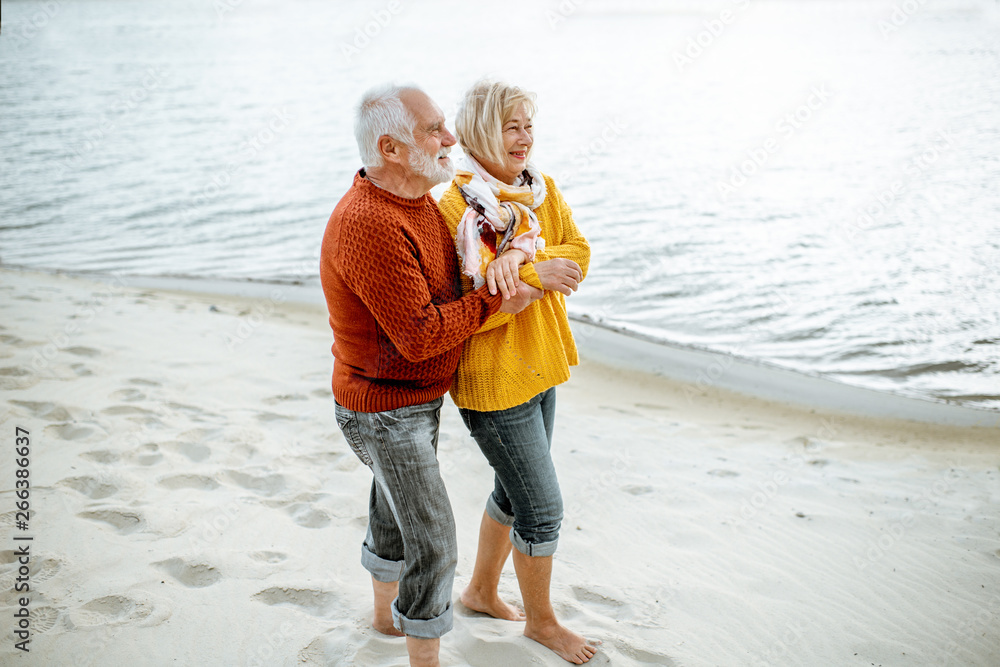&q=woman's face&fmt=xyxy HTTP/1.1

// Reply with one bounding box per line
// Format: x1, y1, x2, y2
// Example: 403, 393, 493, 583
479, 103, 533, 185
